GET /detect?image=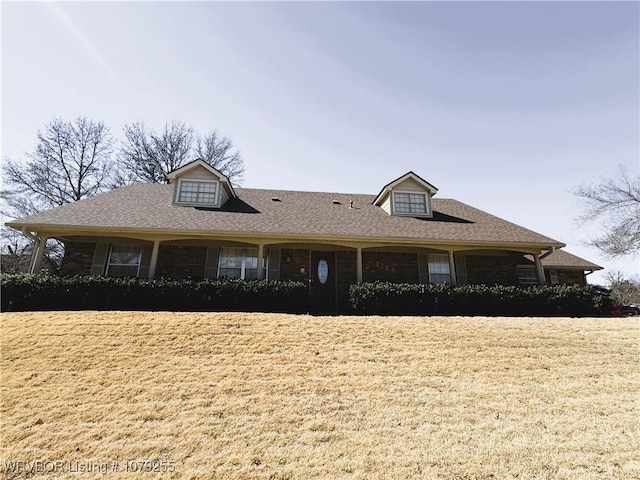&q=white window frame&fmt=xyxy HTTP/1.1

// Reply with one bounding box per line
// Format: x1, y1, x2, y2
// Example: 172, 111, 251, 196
428, 254, 451, 284
175, 179, 220, 206
217, 248, 269, 280
105, 244, 142, 277
392, 191, 430, 216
